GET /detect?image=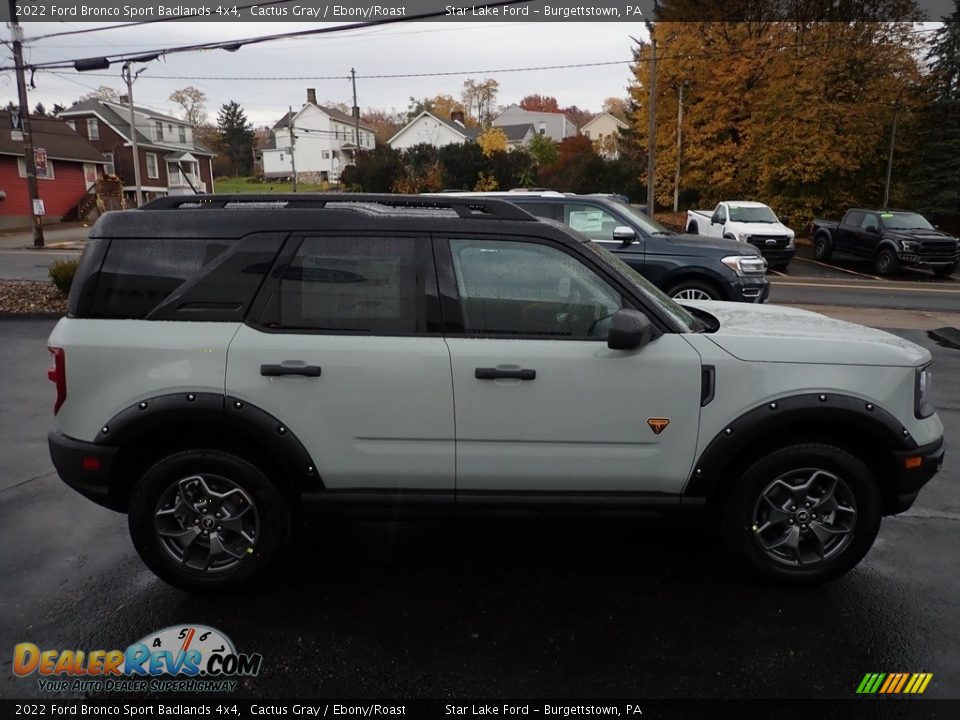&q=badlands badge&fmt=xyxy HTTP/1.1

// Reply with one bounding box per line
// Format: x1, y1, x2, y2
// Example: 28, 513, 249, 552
647, 418, 670, 435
